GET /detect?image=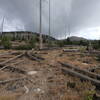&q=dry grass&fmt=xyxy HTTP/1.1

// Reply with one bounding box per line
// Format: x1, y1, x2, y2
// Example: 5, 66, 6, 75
61, 94, 82, 100
0, 96, 16, 100
0, 49, 98, 100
